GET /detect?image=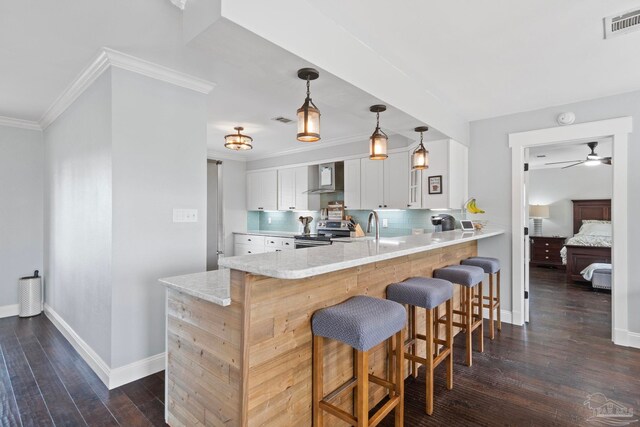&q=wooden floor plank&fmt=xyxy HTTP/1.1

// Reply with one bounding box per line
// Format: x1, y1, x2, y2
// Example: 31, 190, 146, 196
1, 332, 54, 426
0, 342, 22, 427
